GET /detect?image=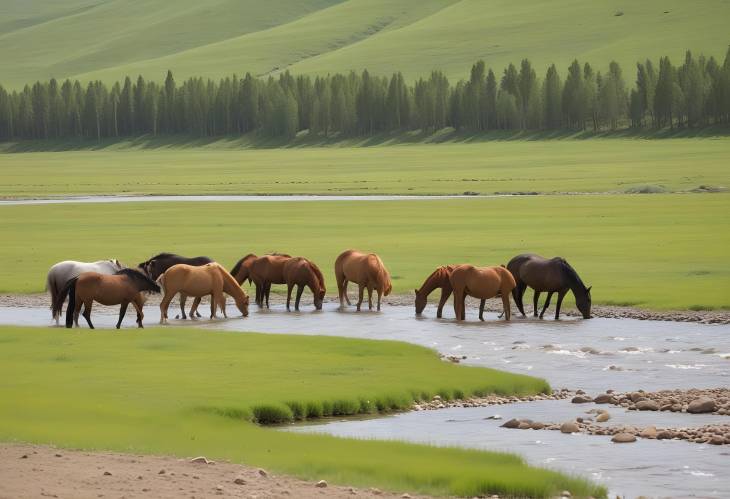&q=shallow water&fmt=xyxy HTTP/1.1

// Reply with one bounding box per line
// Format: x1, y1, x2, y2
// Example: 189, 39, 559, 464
3, 302, 730, 497
0, 194, 502, 206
